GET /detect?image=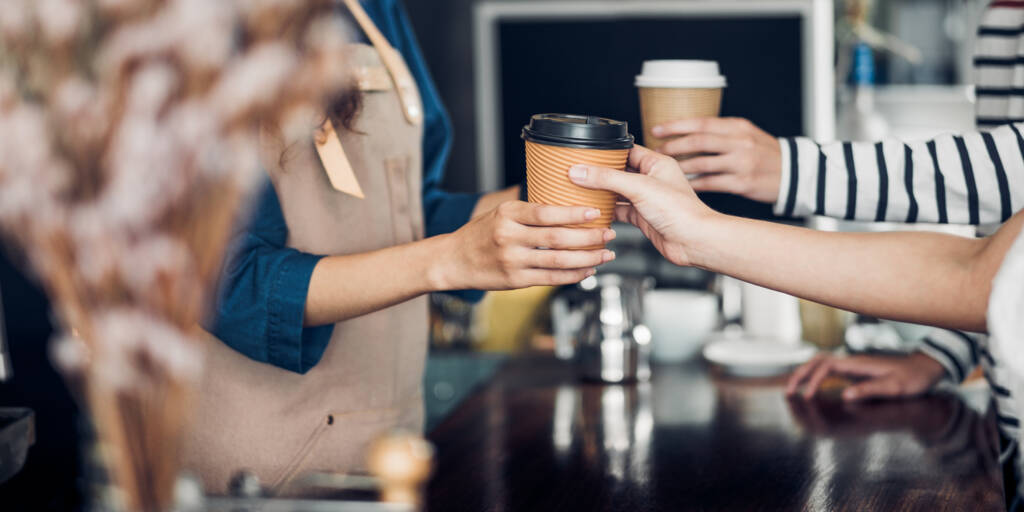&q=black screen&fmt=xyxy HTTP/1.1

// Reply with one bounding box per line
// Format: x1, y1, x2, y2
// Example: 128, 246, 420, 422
498, 16, 804, 219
